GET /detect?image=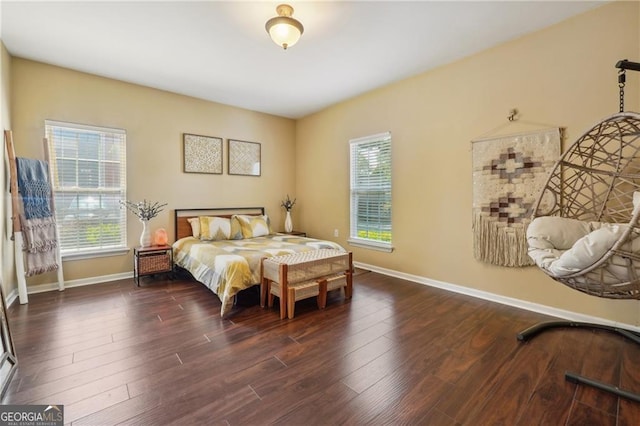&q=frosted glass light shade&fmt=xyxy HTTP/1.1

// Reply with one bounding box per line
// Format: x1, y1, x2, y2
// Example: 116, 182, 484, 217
265, 4, 304, 50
